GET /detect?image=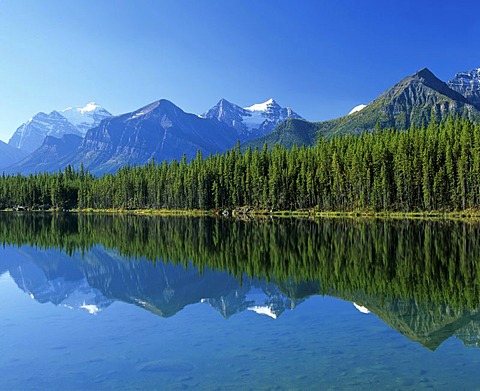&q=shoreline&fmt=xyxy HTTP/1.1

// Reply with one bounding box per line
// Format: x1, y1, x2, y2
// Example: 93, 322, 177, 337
3, 207, 480, 221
